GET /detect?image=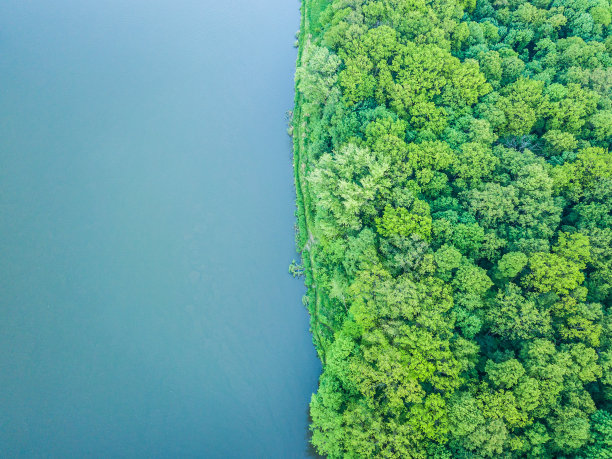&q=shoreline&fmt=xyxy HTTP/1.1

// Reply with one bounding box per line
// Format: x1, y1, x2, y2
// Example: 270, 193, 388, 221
292, 0, 330, 364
